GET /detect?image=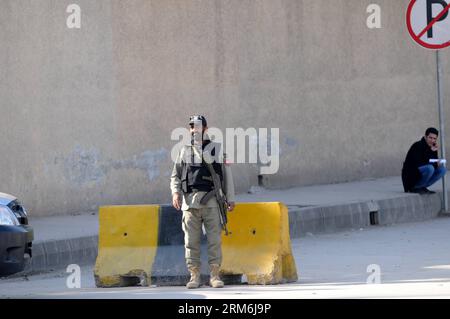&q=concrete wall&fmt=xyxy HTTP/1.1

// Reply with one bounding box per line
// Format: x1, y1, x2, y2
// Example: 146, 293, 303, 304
1, 0, 449, 216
